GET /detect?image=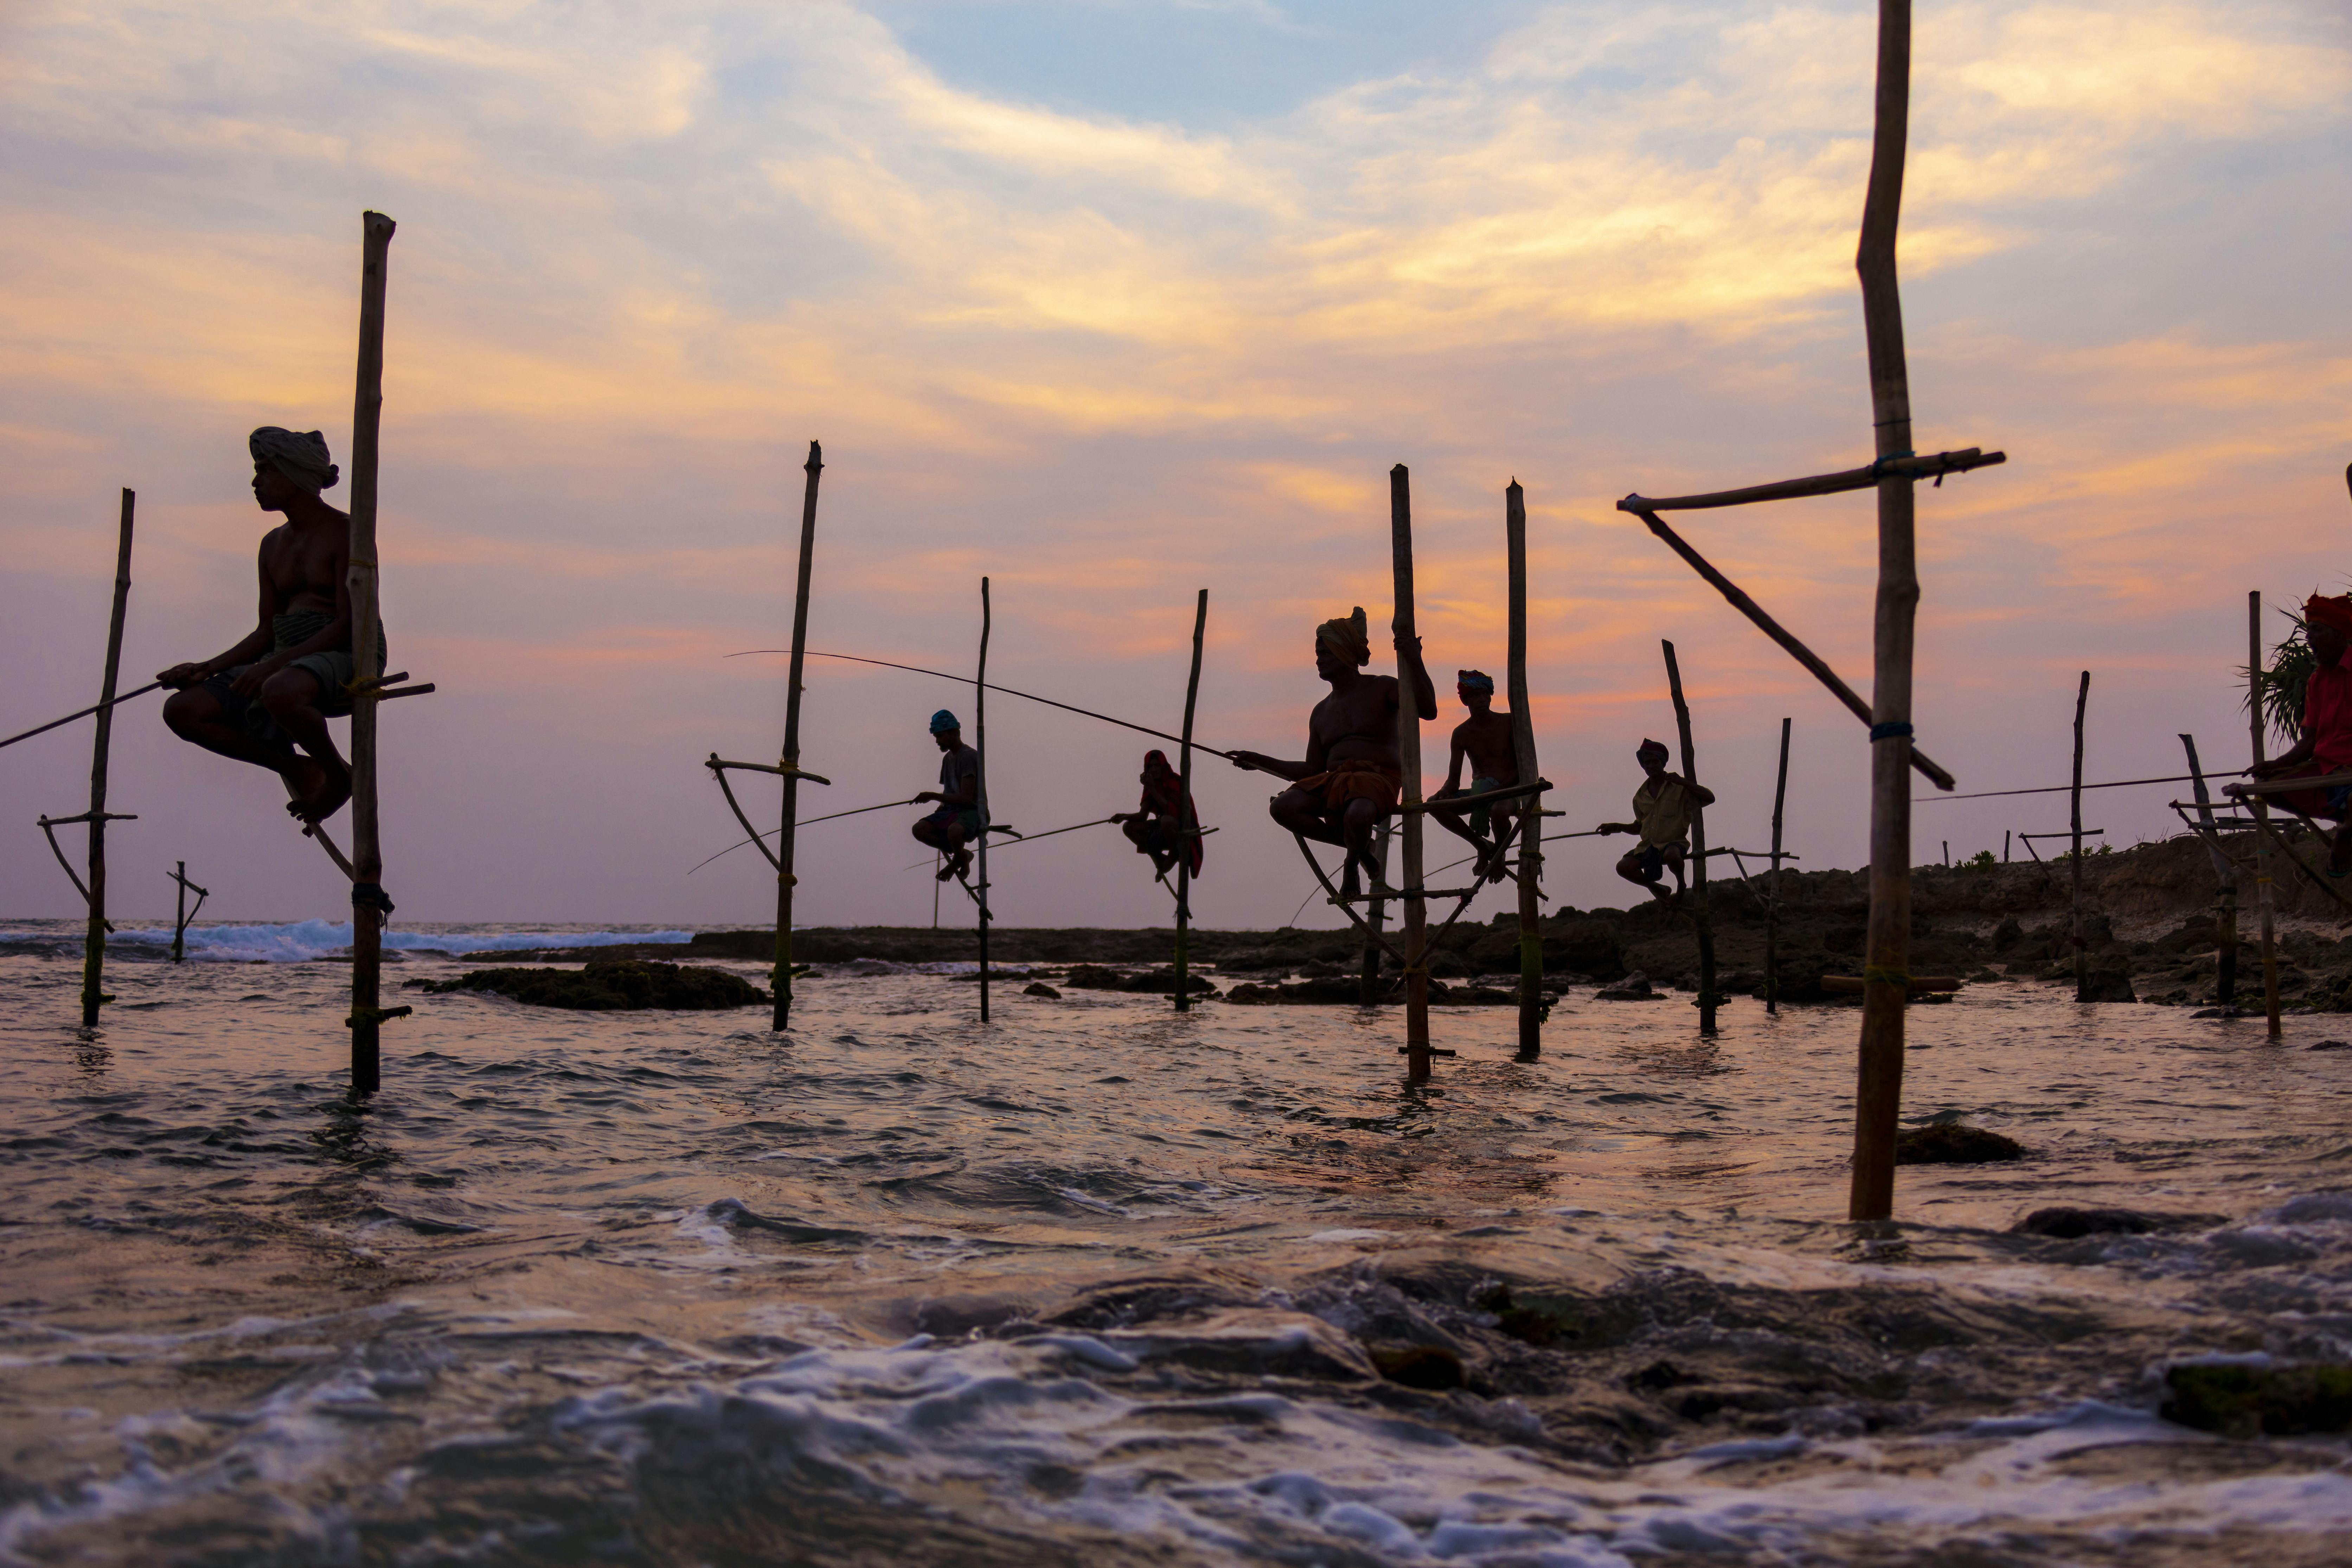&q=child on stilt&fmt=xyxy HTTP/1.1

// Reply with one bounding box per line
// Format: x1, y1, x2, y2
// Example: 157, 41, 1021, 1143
1427, 669, 1522, 883
1111, 750, 1203, 881
911, 709, 983, 883
1597, 738, 1714, 904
